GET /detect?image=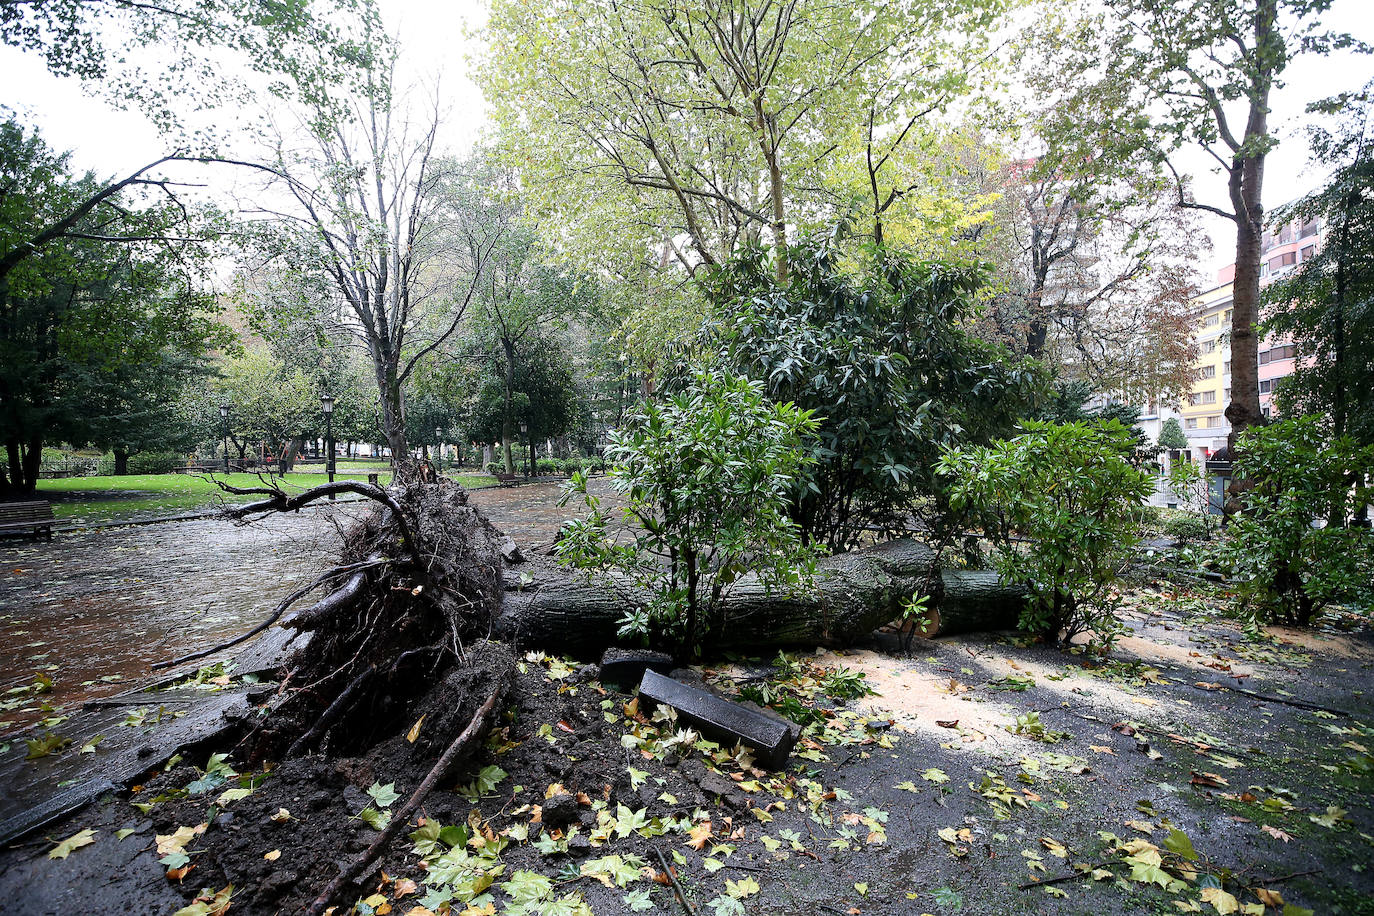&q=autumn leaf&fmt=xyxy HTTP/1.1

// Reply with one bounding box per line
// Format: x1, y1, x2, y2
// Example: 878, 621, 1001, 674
687, 821, 713, 850
1260, 824, 1292, 842
1200, 886, 1239, 914
48, 828, 96, 859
